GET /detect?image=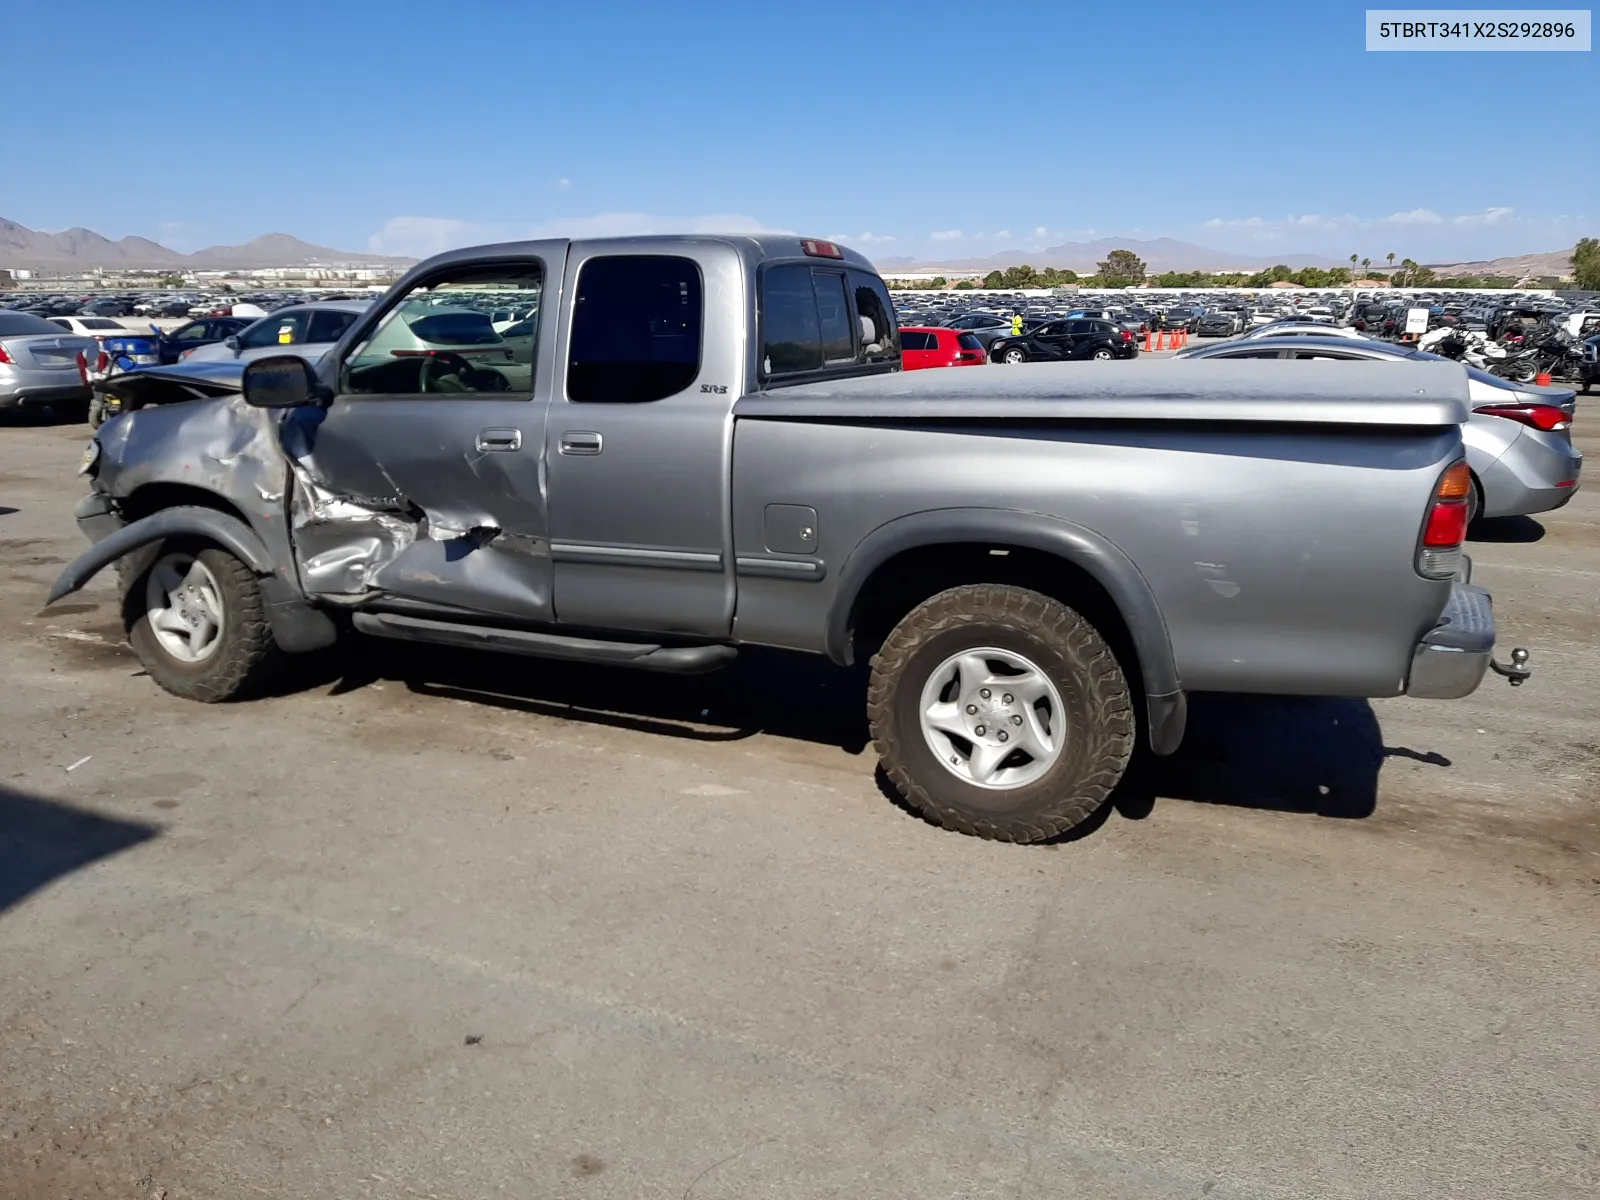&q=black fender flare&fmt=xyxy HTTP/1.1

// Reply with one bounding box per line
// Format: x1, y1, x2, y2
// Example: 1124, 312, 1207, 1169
825, 508, 1187, 755
47, 505, 337, 655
